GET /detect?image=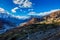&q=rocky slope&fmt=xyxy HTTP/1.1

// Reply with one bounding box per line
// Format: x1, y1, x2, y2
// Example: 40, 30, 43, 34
40, 10, 60, 24
0, 10, 60, 40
